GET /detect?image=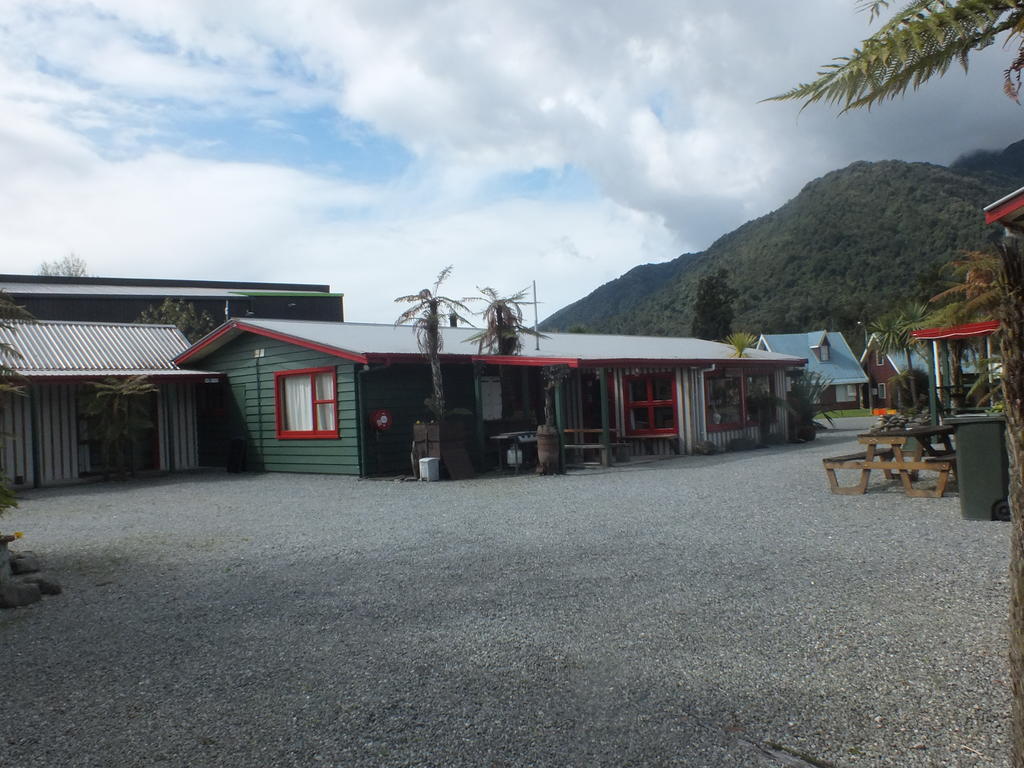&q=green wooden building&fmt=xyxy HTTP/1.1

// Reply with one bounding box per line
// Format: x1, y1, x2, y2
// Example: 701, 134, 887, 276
175, 318, 805, 476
